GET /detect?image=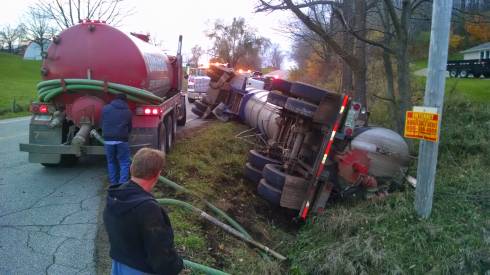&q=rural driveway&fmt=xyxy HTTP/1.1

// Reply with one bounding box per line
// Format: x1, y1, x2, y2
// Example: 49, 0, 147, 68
0, 96, 200, 274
